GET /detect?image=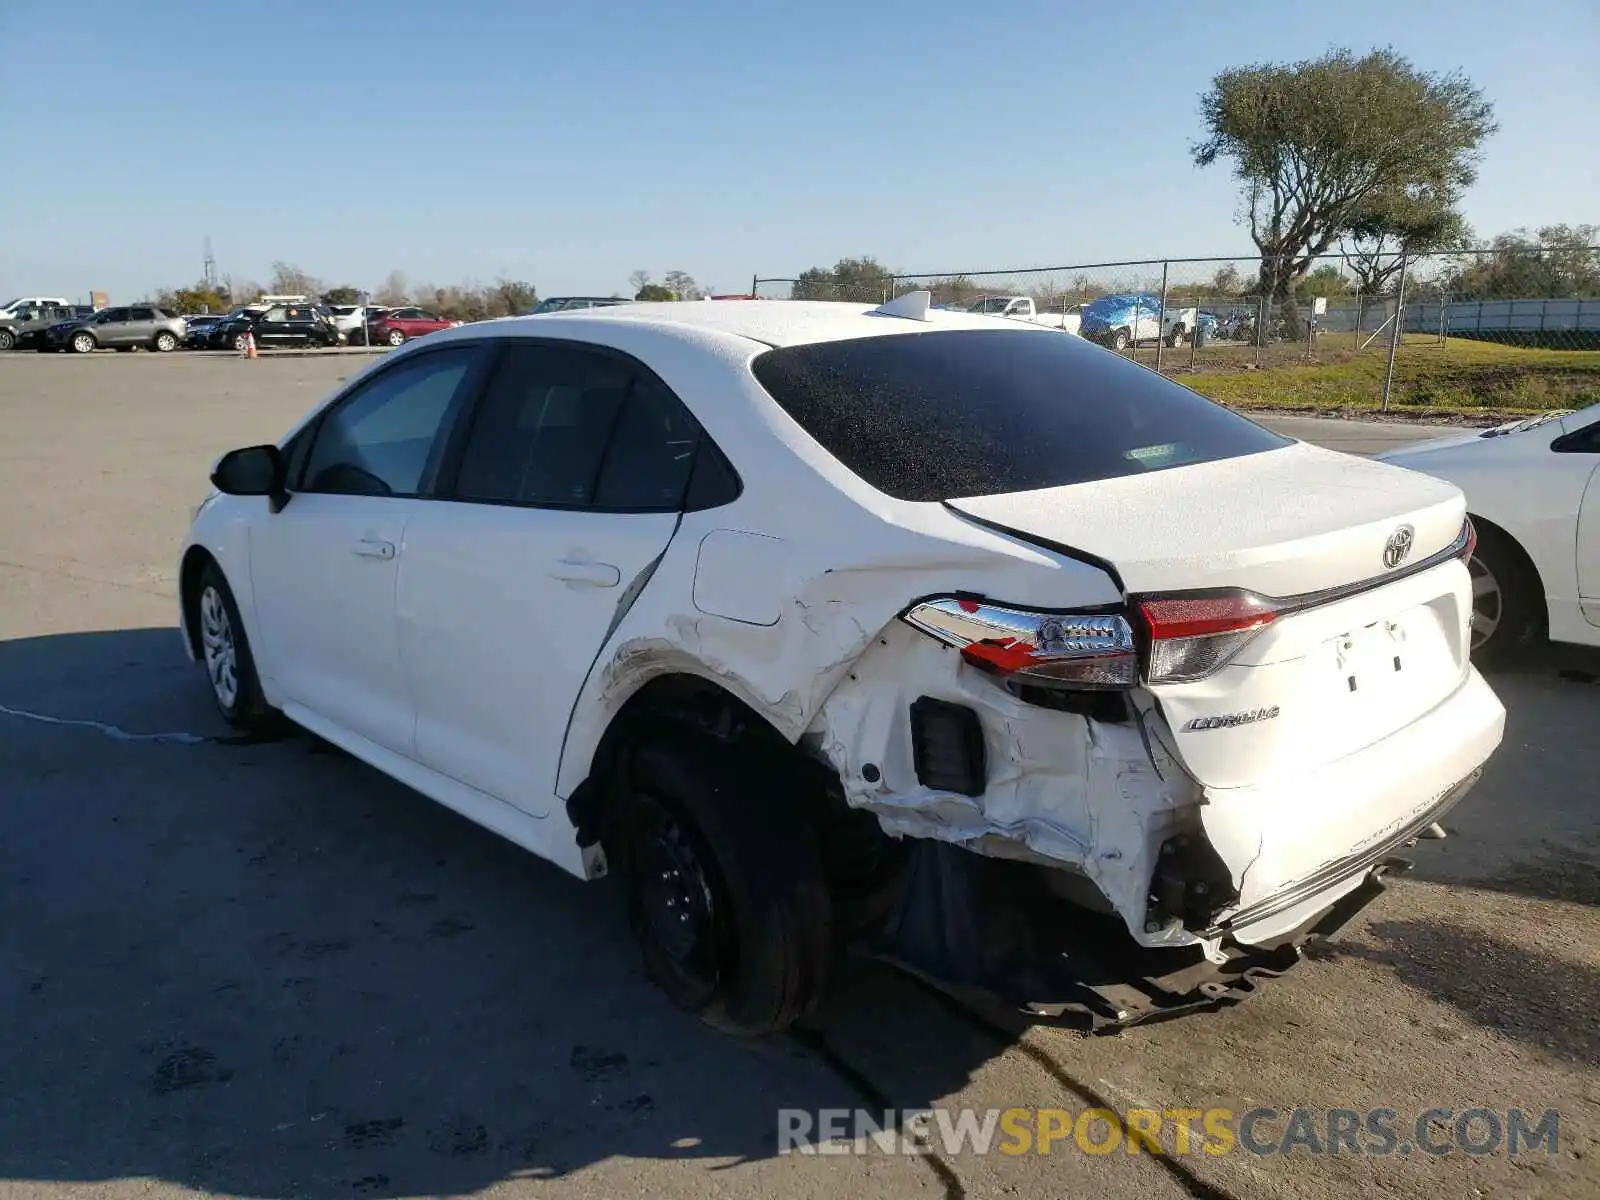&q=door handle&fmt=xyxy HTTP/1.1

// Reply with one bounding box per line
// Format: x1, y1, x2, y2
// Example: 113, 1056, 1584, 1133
549, 559, 621, 587
353, 537, 396, 560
